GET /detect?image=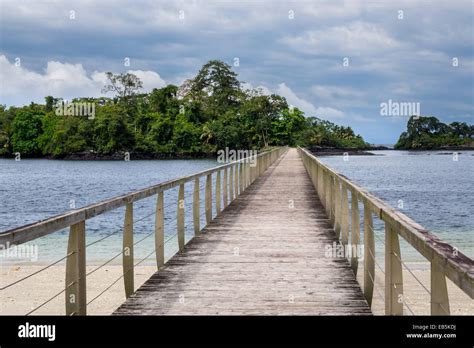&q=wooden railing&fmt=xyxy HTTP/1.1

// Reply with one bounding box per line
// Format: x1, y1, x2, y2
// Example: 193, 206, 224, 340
298, 147, 473, 315
0, 147, 287, 315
